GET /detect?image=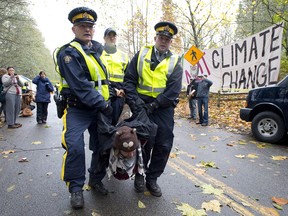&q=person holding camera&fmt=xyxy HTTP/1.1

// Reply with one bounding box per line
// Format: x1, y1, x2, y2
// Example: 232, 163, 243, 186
1, 66, 23, 129
32, 71, 54, 124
